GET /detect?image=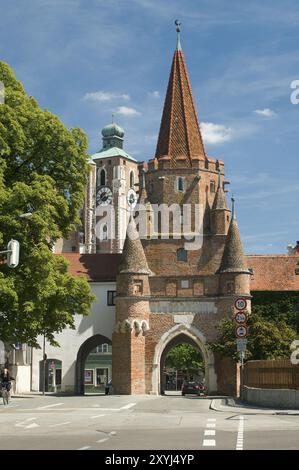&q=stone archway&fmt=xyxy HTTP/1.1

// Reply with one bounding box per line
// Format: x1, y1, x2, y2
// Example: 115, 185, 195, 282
75, 334, 112, 395
151, 324, 217, 395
